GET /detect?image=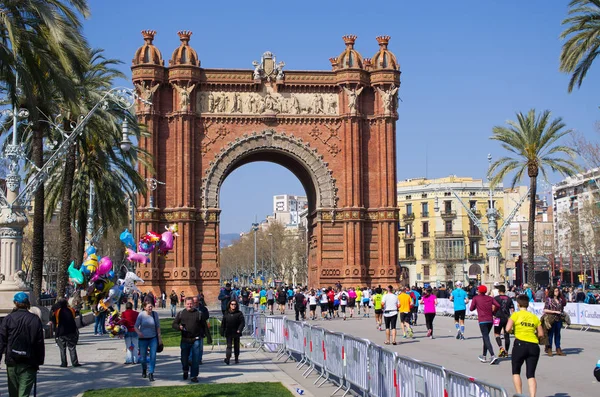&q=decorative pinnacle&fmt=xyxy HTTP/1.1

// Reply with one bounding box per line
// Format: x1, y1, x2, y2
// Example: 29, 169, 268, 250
178, 30, 192, 43
342, 35, 357, 47
363, 58, 372, 68
329, 57, 338, 66
376, 35, 390, 48
142, 30, 156, 44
